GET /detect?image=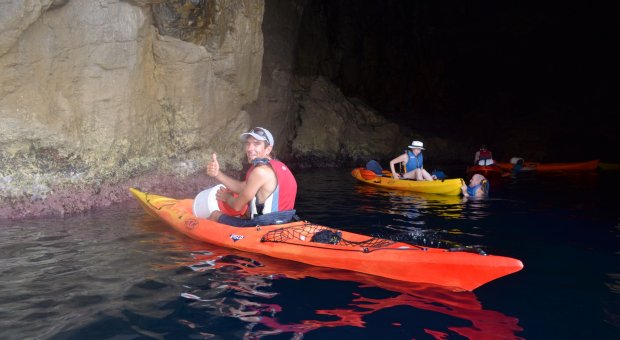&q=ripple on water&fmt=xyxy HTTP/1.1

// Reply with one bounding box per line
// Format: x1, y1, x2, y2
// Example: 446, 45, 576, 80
2, 169, 619, 338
